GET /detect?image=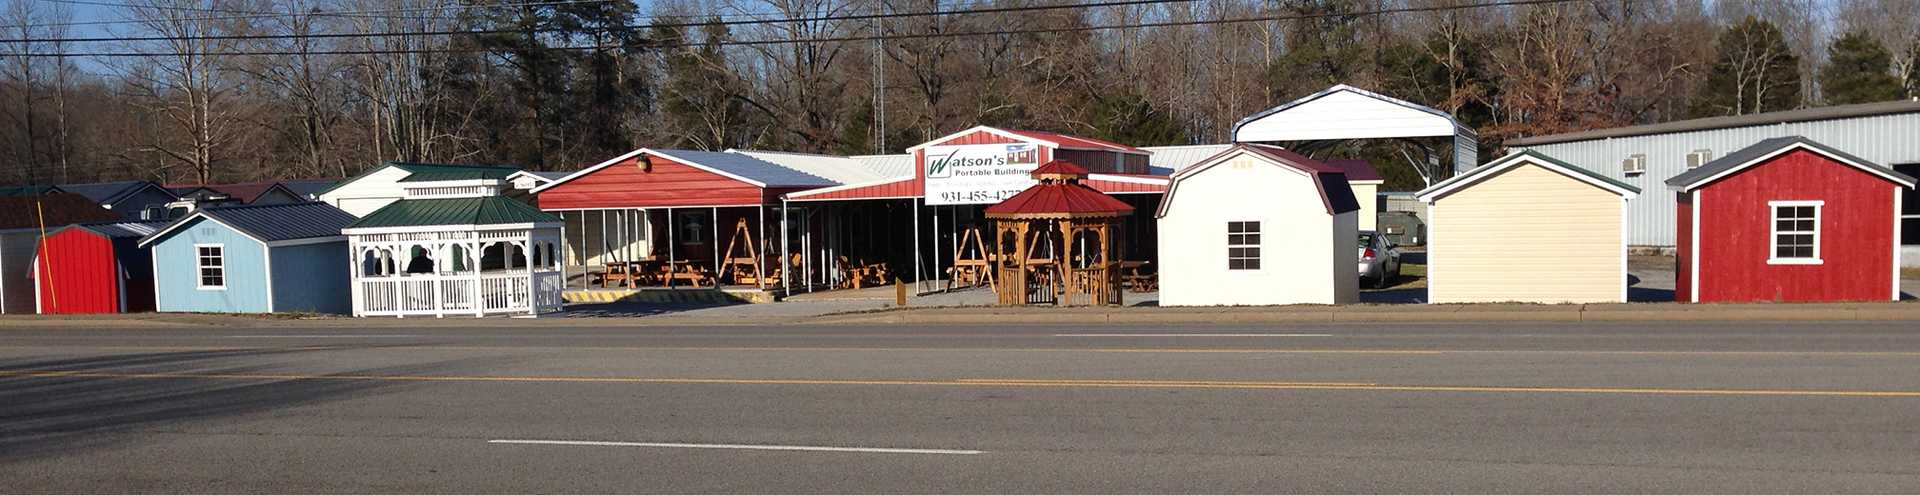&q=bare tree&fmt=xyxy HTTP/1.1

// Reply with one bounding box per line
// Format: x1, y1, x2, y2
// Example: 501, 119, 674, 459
116, 0, 259, 184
